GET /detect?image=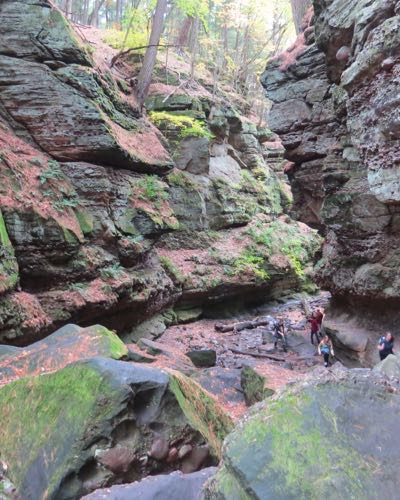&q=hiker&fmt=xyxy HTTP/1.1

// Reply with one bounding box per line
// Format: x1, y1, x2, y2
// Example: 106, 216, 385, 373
273, 318, 287, 352
315, 308, 324, 335
308, 313, 320, 345
318, 335, 335, 367
377, 332, 395, 361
